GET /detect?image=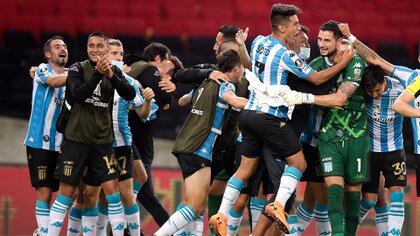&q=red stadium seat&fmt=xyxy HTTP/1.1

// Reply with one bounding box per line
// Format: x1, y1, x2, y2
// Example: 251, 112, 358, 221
185, 20, 219, 37
201, 7, 234, 27
81, 17, 117, 36
233, 0, 269, 22
152, 19, 187, 36
115, 18, 147, 36
17, 0, 55, 15
127, 2, 161, 26
6, 14, 42, 35
93, 4, 127, 18
42, 15, 79, 37
56, 0, 91, 17
0, 1, 17, 18
164, 4, 200, 21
